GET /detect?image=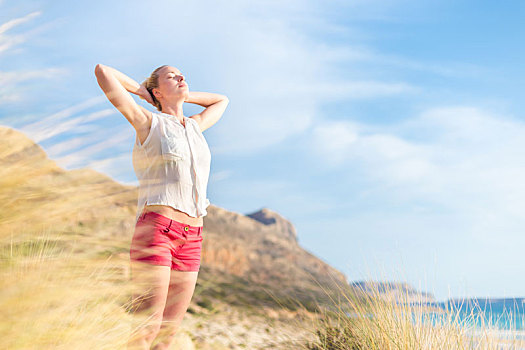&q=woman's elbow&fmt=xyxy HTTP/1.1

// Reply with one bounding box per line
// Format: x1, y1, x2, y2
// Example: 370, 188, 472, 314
94, 63, 106, 76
